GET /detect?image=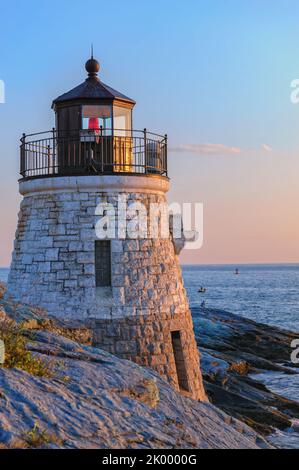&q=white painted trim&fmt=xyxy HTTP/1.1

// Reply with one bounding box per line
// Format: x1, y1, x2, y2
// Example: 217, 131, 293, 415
19, 175, 170, 196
